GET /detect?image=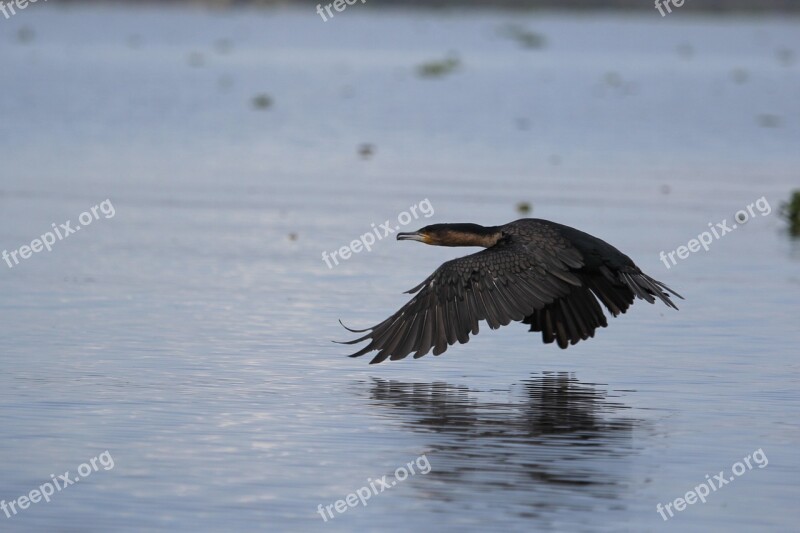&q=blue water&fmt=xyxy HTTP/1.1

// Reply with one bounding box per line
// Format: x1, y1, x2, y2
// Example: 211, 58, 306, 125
0, 5, 798, 532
